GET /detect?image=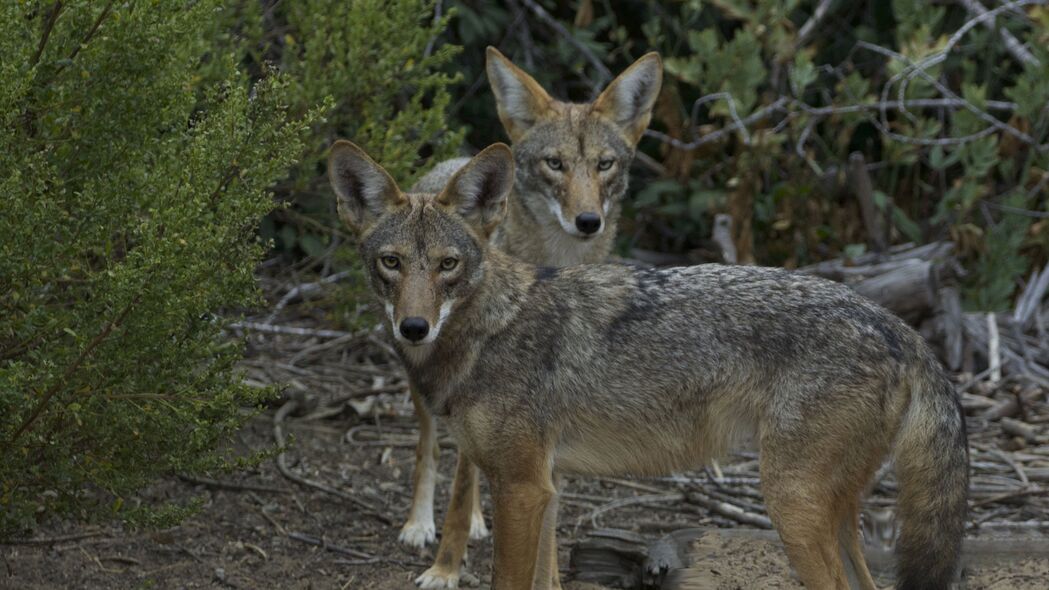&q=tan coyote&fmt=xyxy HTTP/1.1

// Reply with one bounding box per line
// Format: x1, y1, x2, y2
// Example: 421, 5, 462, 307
328, 140, 969, 590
